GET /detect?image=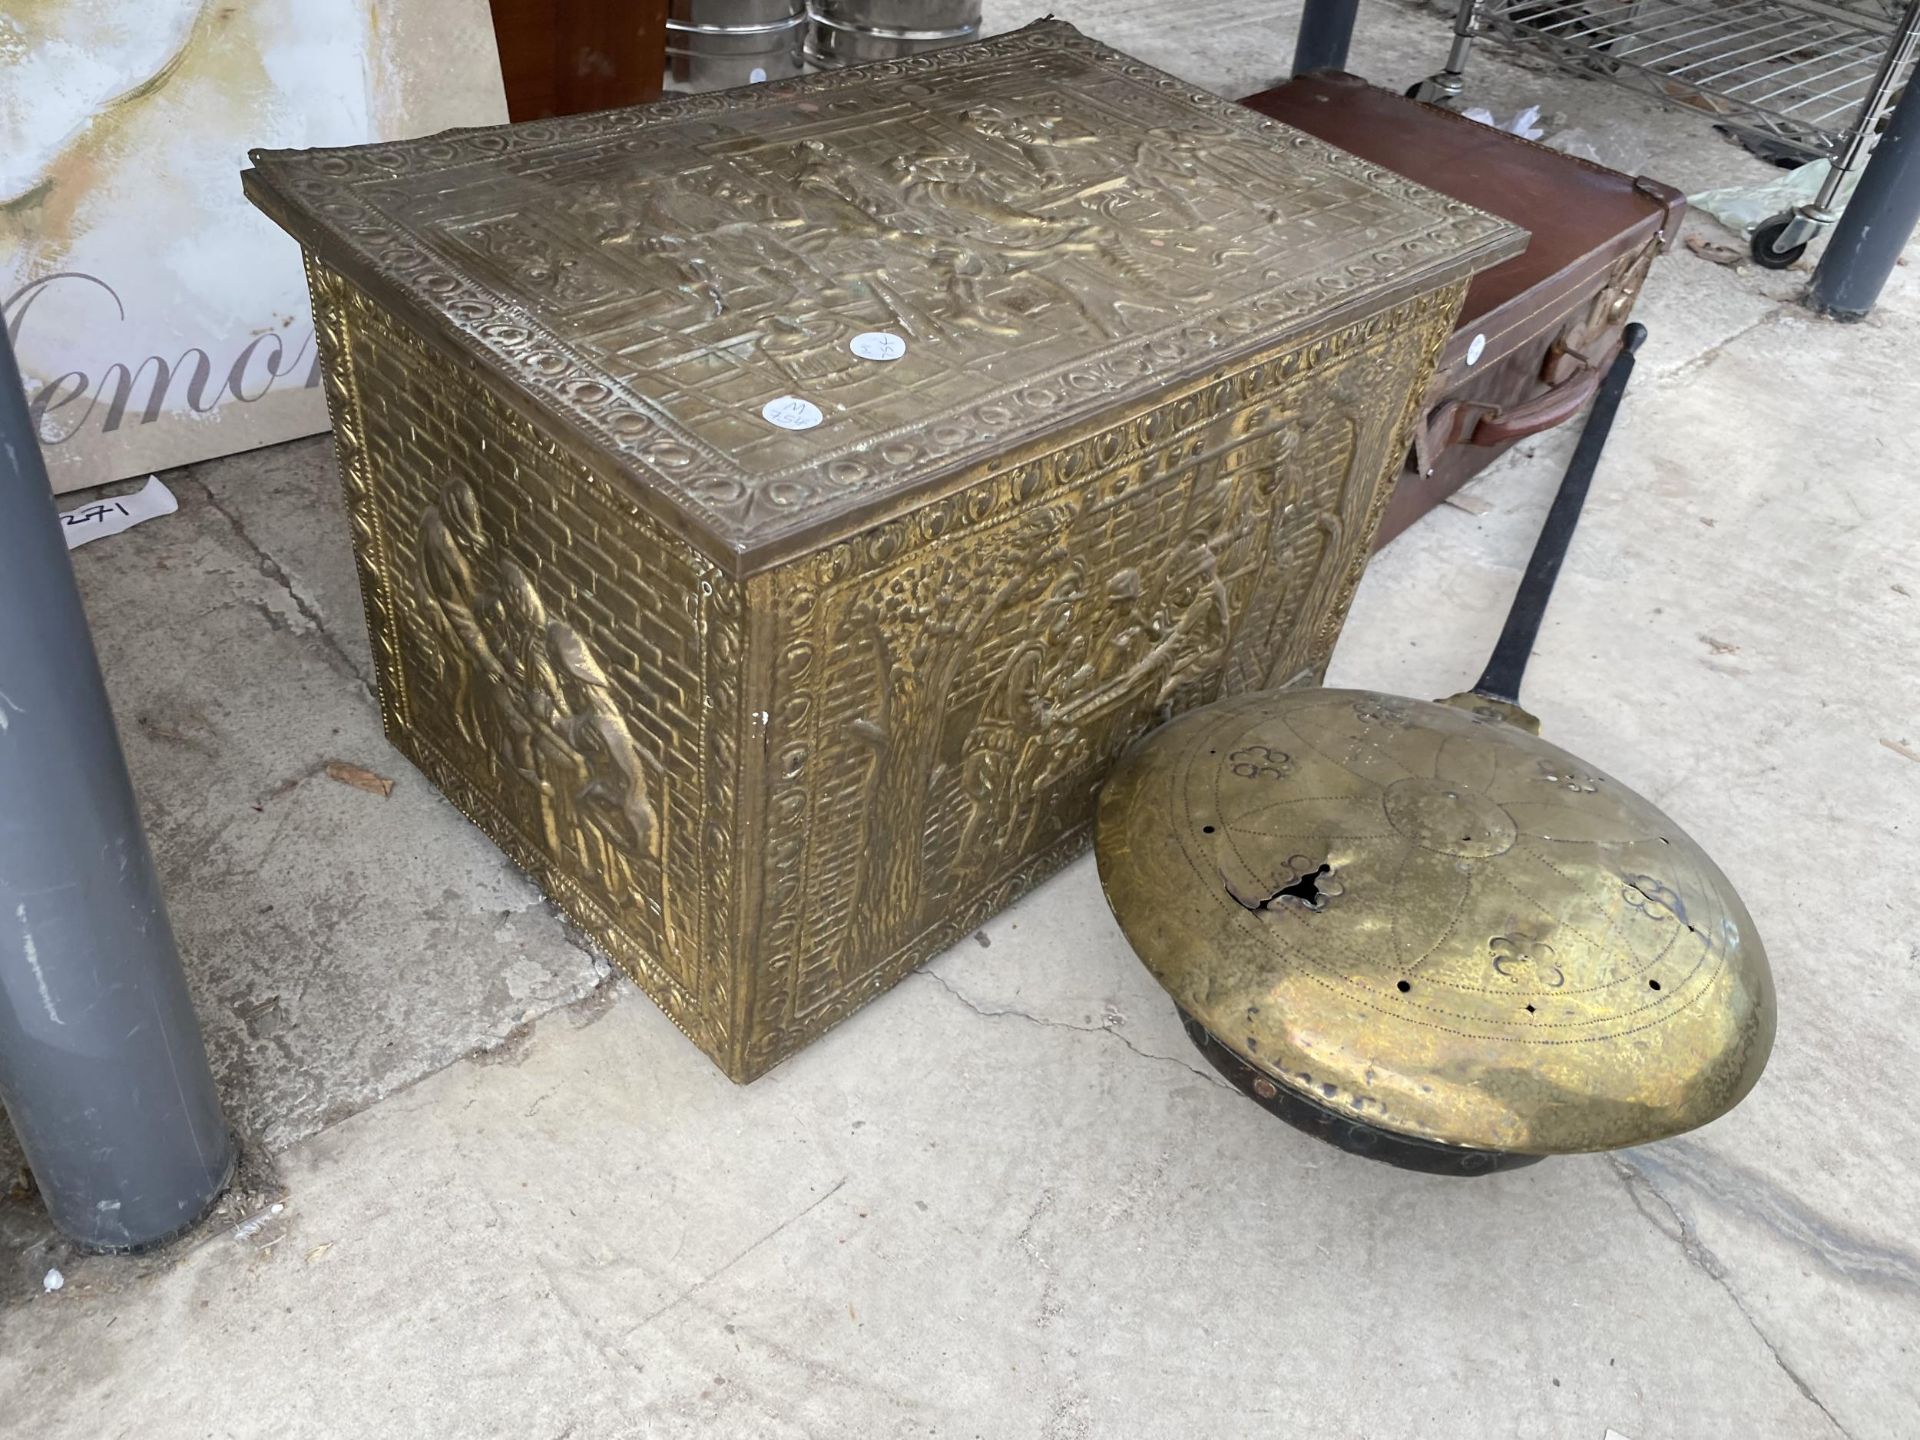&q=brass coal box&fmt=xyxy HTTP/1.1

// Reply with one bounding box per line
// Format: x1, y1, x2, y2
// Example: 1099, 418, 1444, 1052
244, 21, 1522, 1080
